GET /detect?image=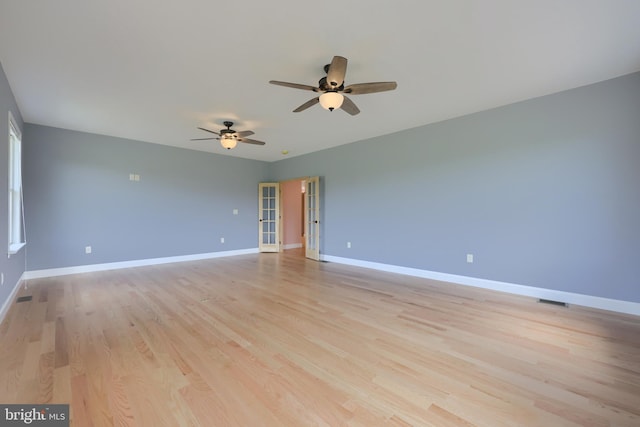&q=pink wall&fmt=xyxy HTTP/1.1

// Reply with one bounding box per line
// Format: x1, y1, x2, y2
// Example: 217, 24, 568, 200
281, 180, 303, 247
